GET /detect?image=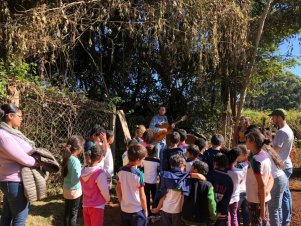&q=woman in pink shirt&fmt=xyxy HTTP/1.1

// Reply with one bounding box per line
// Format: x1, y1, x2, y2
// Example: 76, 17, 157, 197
0, 103, 39, 226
